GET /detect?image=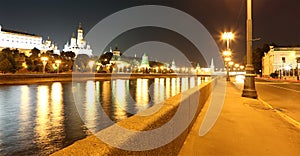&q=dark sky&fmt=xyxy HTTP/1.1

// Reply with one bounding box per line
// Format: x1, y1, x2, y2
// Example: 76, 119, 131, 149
1, 0, 300, 65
